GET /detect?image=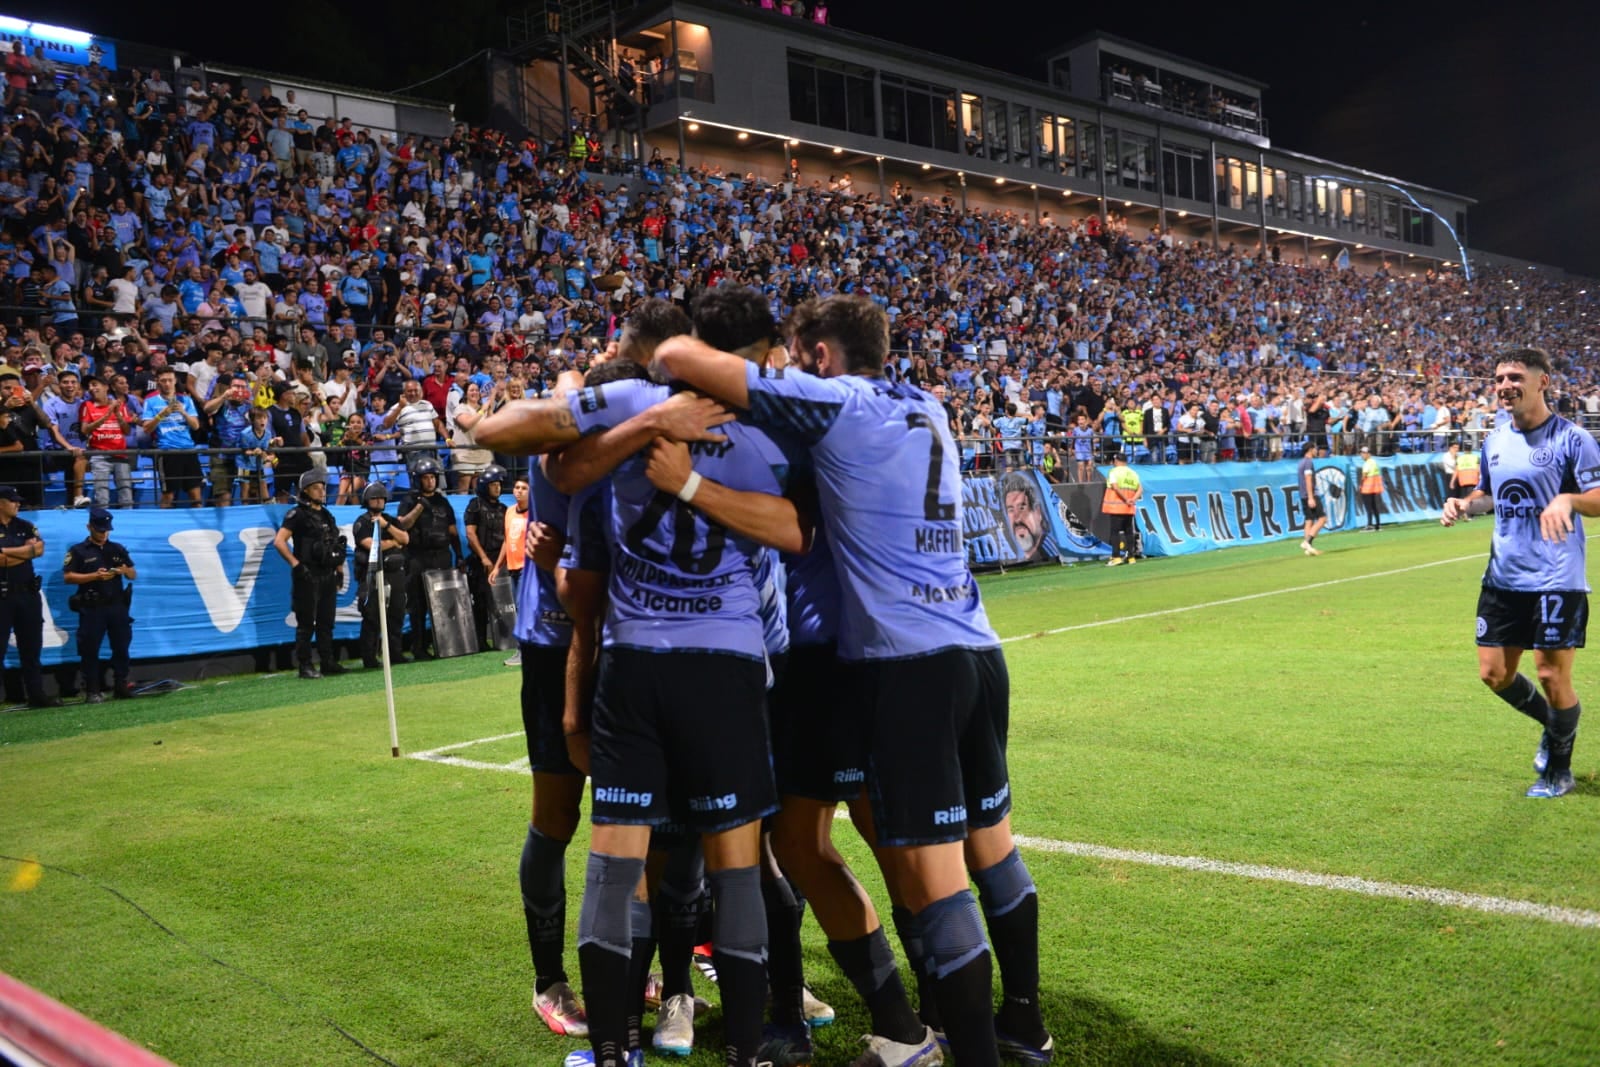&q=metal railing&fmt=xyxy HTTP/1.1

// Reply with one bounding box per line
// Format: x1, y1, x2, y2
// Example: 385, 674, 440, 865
0, 442, 533, 510
953, 428, 1490, 476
